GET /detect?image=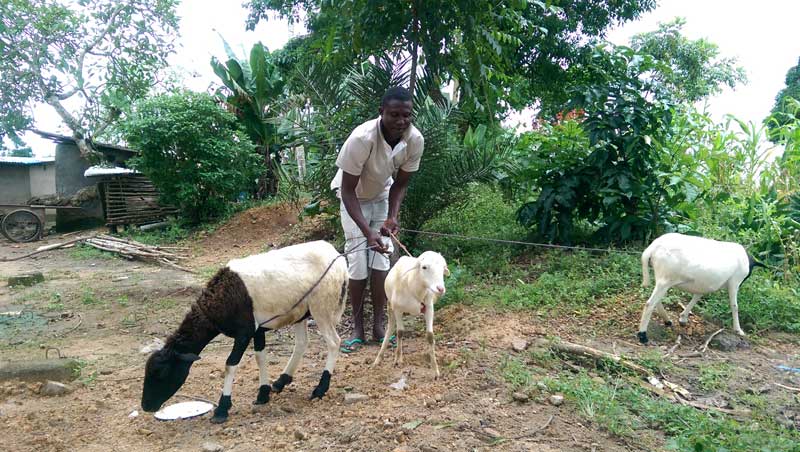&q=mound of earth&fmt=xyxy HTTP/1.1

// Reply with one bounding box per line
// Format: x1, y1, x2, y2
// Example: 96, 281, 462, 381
190, 202, 337, 269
